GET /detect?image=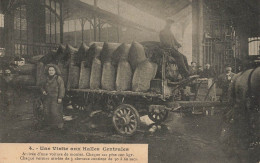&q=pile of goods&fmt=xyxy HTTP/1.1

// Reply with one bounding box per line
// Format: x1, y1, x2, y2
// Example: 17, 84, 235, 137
14, 41, 161, 93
